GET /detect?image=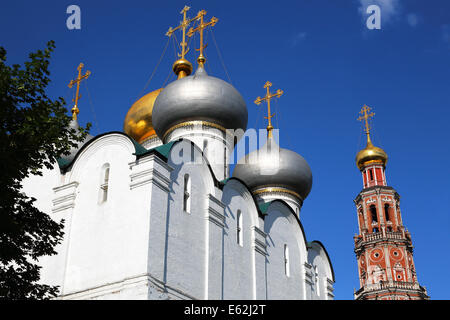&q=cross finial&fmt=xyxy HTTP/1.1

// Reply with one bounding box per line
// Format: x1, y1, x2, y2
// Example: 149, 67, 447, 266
357, 104, 375, 145
166, 6, 194, 60
187, 10, 218, 67
68, 63, 91, 121
255, 81, 284, 138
